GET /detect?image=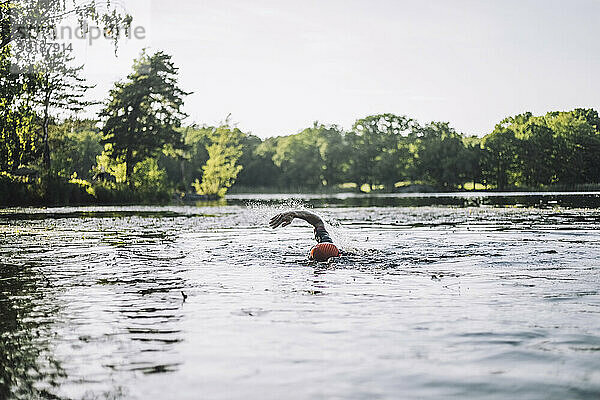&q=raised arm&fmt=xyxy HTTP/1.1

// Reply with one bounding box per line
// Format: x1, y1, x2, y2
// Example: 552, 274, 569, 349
269, 210, 325, 229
